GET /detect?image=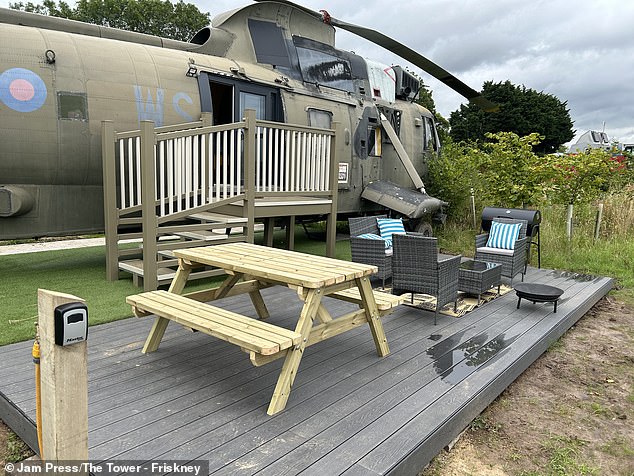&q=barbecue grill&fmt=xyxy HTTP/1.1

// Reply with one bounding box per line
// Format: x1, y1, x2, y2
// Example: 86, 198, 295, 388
480, 207, 541, 268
